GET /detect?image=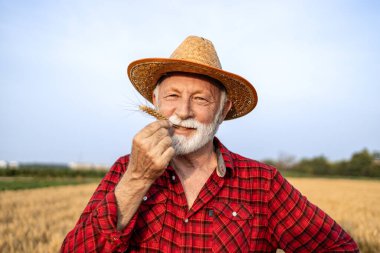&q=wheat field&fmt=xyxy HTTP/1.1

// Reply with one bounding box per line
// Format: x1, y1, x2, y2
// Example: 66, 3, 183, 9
0, 178, 379, 252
